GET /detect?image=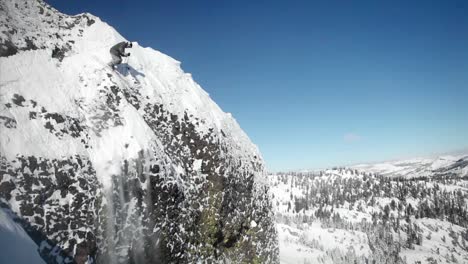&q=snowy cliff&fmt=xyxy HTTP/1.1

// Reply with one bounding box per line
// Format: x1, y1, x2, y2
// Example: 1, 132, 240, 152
0, 0, 278, 263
